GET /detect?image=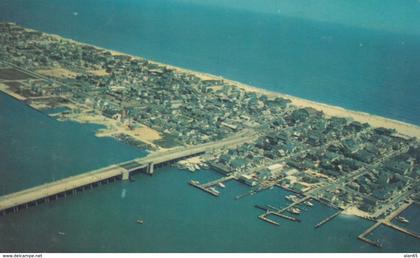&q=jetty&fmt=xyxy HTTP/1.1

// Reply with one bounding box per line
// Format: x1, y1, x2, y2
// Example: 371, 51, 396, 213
314, 210, 342, 229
